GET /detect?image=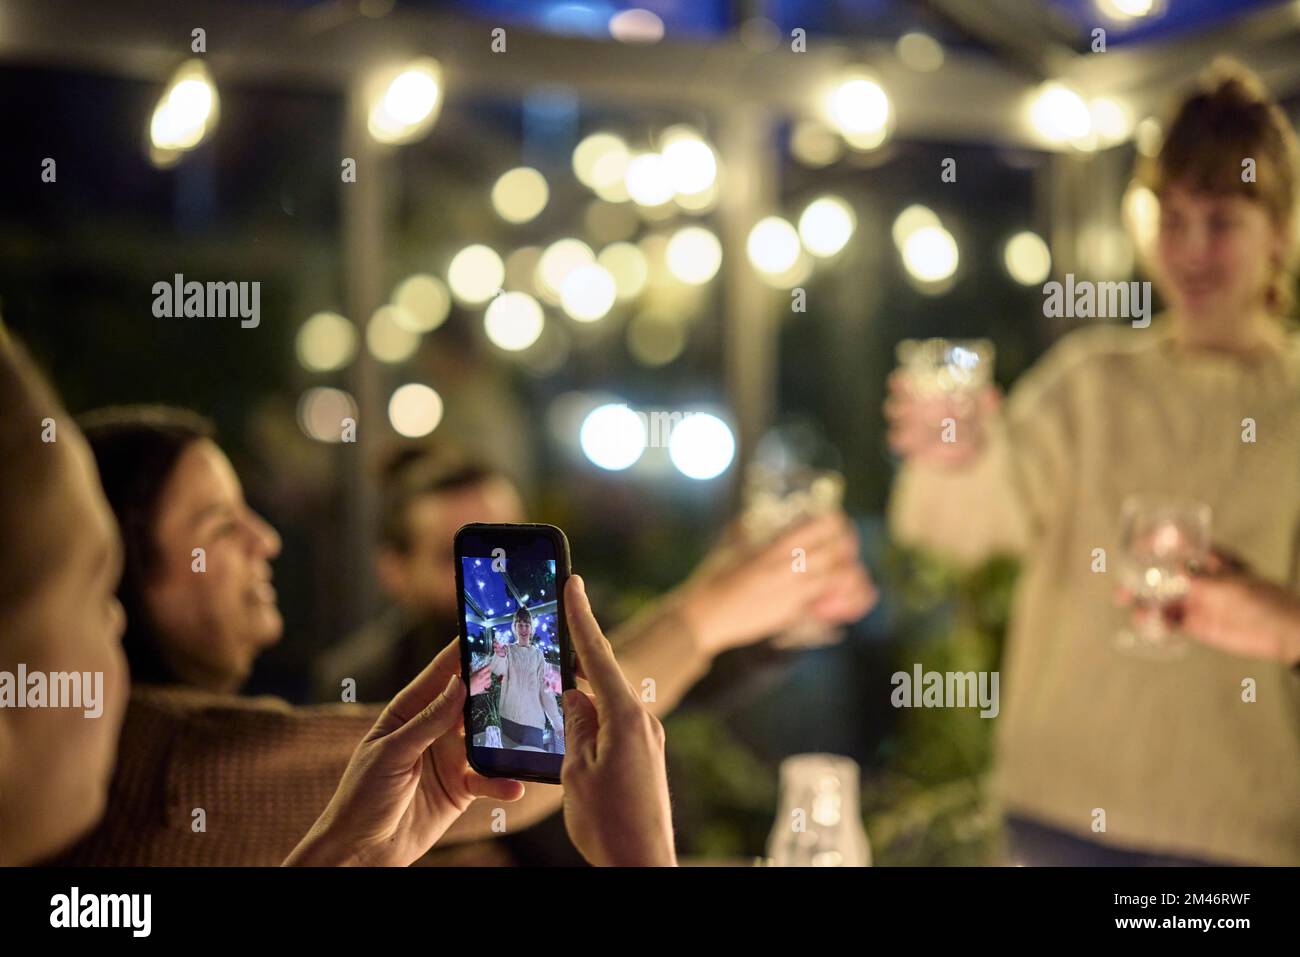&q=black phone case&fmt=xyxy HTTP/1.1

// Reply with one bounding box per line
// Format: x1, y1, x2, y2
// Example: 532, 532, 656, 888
454, 522, 574, 784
